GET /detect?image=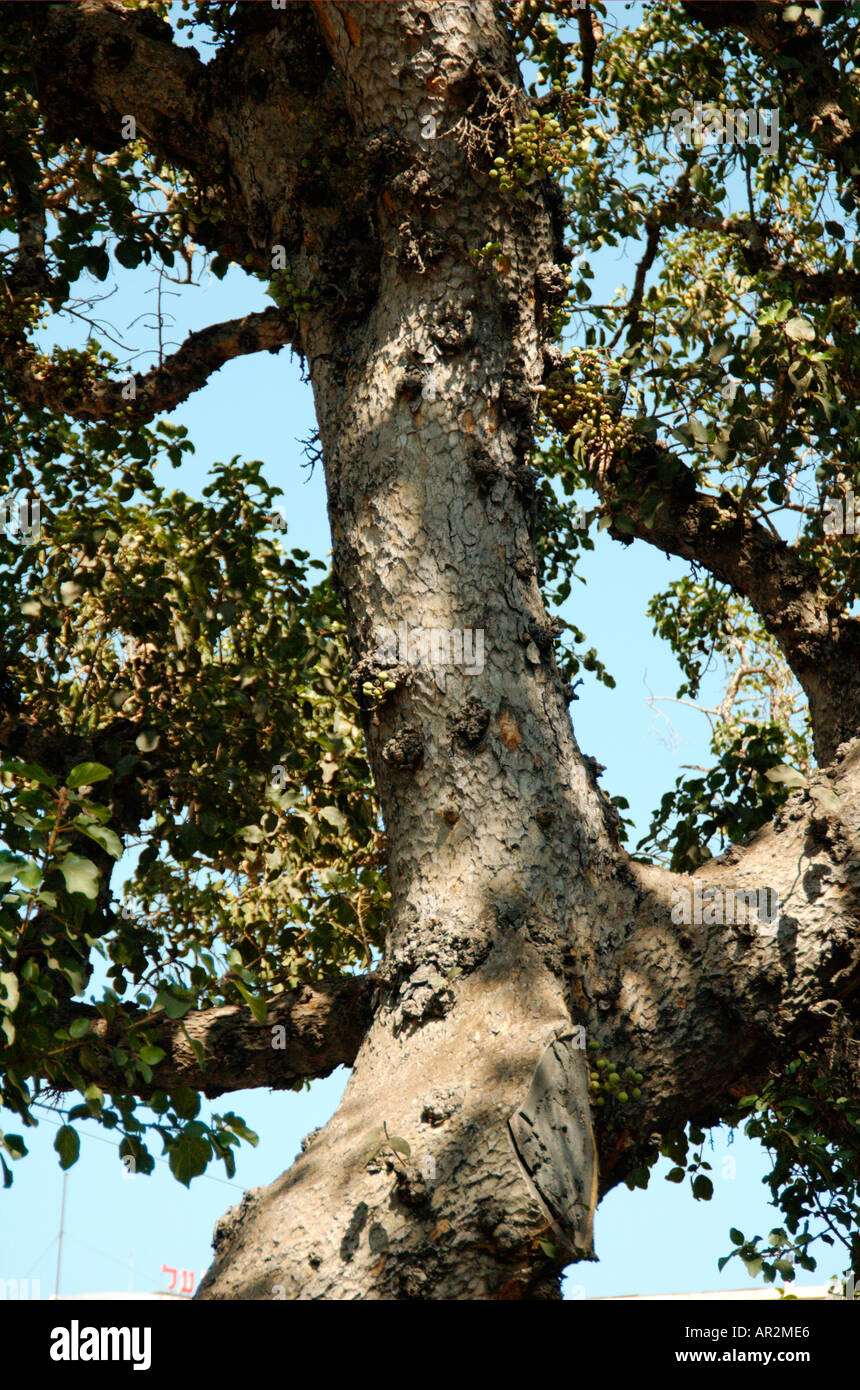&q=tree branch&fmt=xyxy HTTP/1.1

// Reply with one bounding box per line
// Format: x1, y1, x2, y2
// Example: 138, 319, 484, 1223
4, 307, 297, 424
590, 734, 860, 1191
579, 424, 860, 764
21, 2, 211, 170
39, 973, 377, 1099
668, 209, 860, 304
682, 1, 860, 205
